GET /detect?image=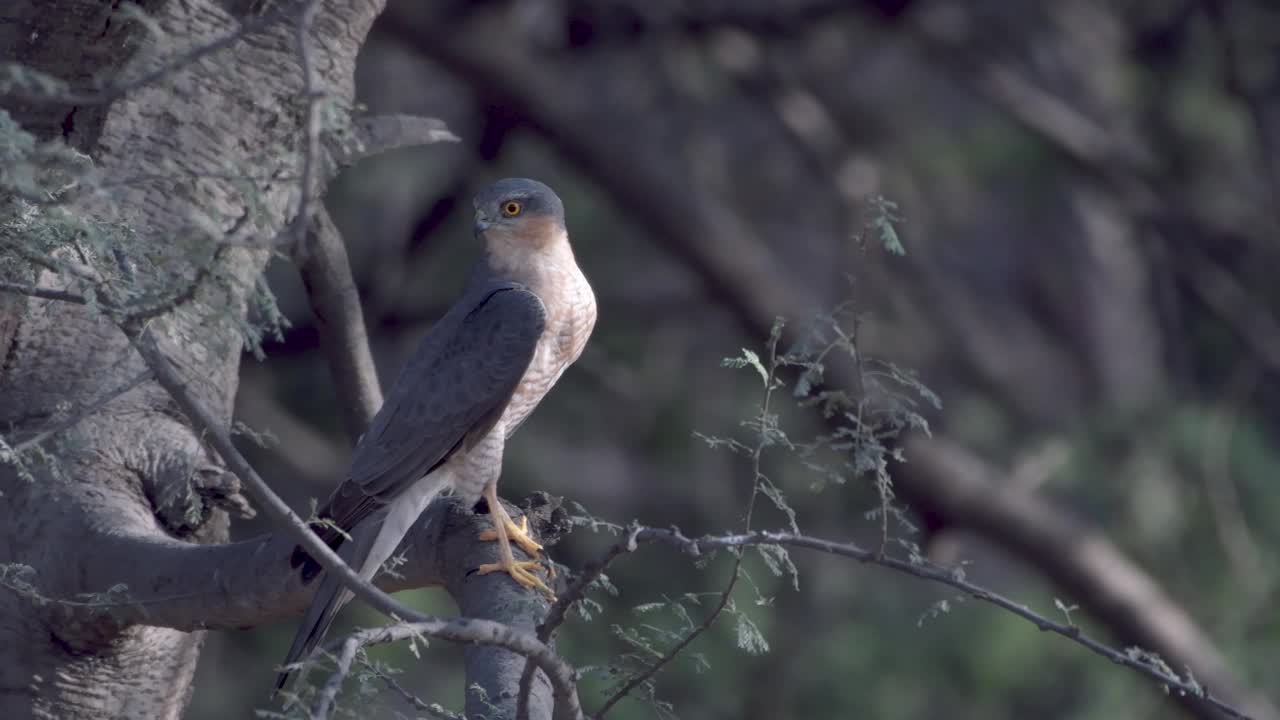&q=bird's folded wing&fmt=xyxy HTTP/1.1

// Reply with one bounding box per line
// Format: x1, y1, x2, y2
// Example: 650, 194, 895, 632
319, 284, 547, 535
